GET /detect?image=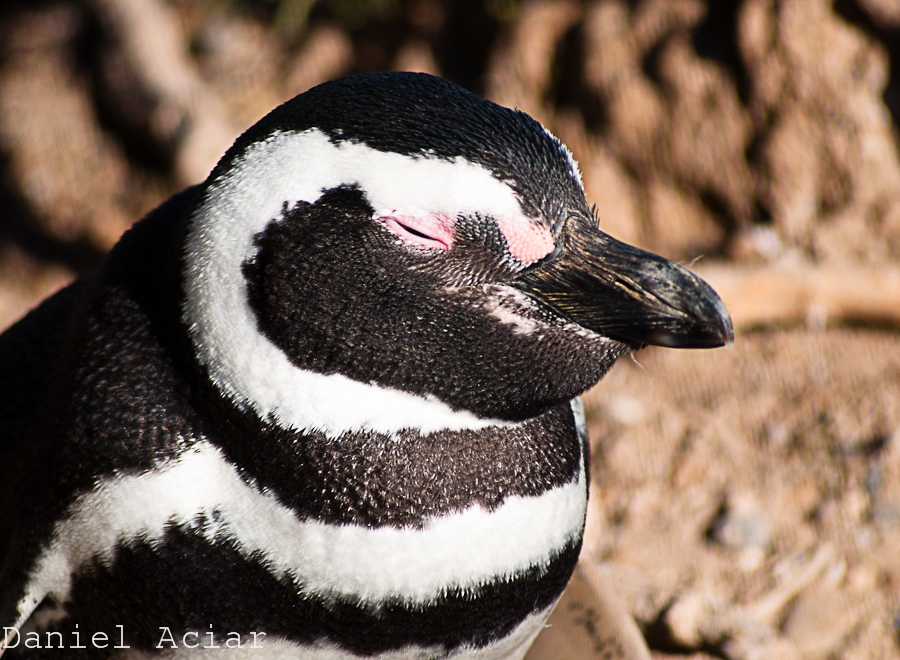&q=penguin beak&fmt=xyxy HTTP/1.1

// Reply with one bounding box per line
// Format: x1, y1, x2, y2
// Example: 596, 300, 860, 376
512, 219, 734, 349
